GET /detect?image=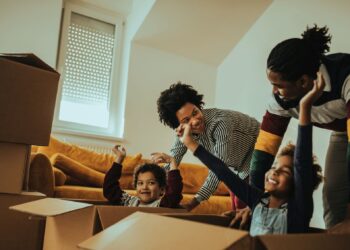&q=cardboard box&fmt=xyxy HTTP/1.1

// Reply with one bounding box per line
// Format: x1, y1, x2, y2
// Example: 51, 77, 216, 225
10, 198, 186, 250
254, 233, 350, 250
0, 142, 31, 194
78, 212, 251, 250
0, 192, 46, 250
0, 53, 59, 146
